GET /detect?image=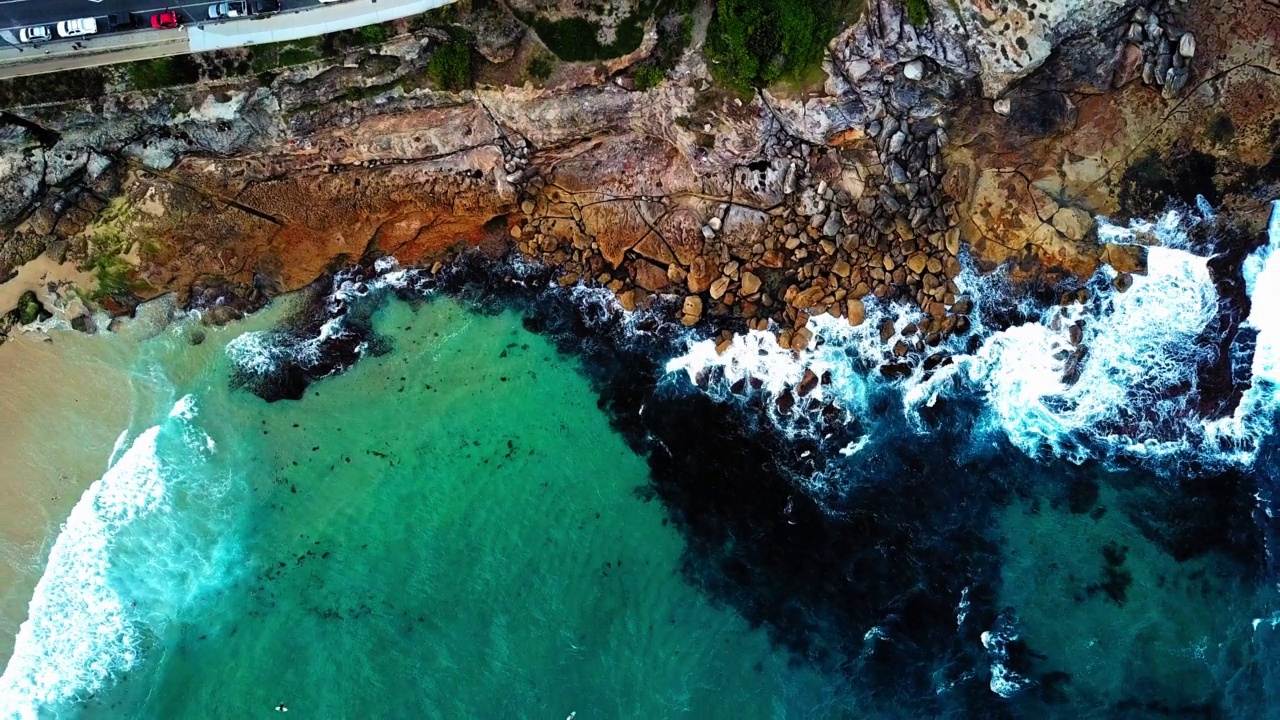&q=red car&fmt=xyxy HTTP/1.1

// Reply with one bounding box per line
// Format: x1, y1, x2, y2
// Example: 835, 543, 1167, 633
151, 11, 180, 29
